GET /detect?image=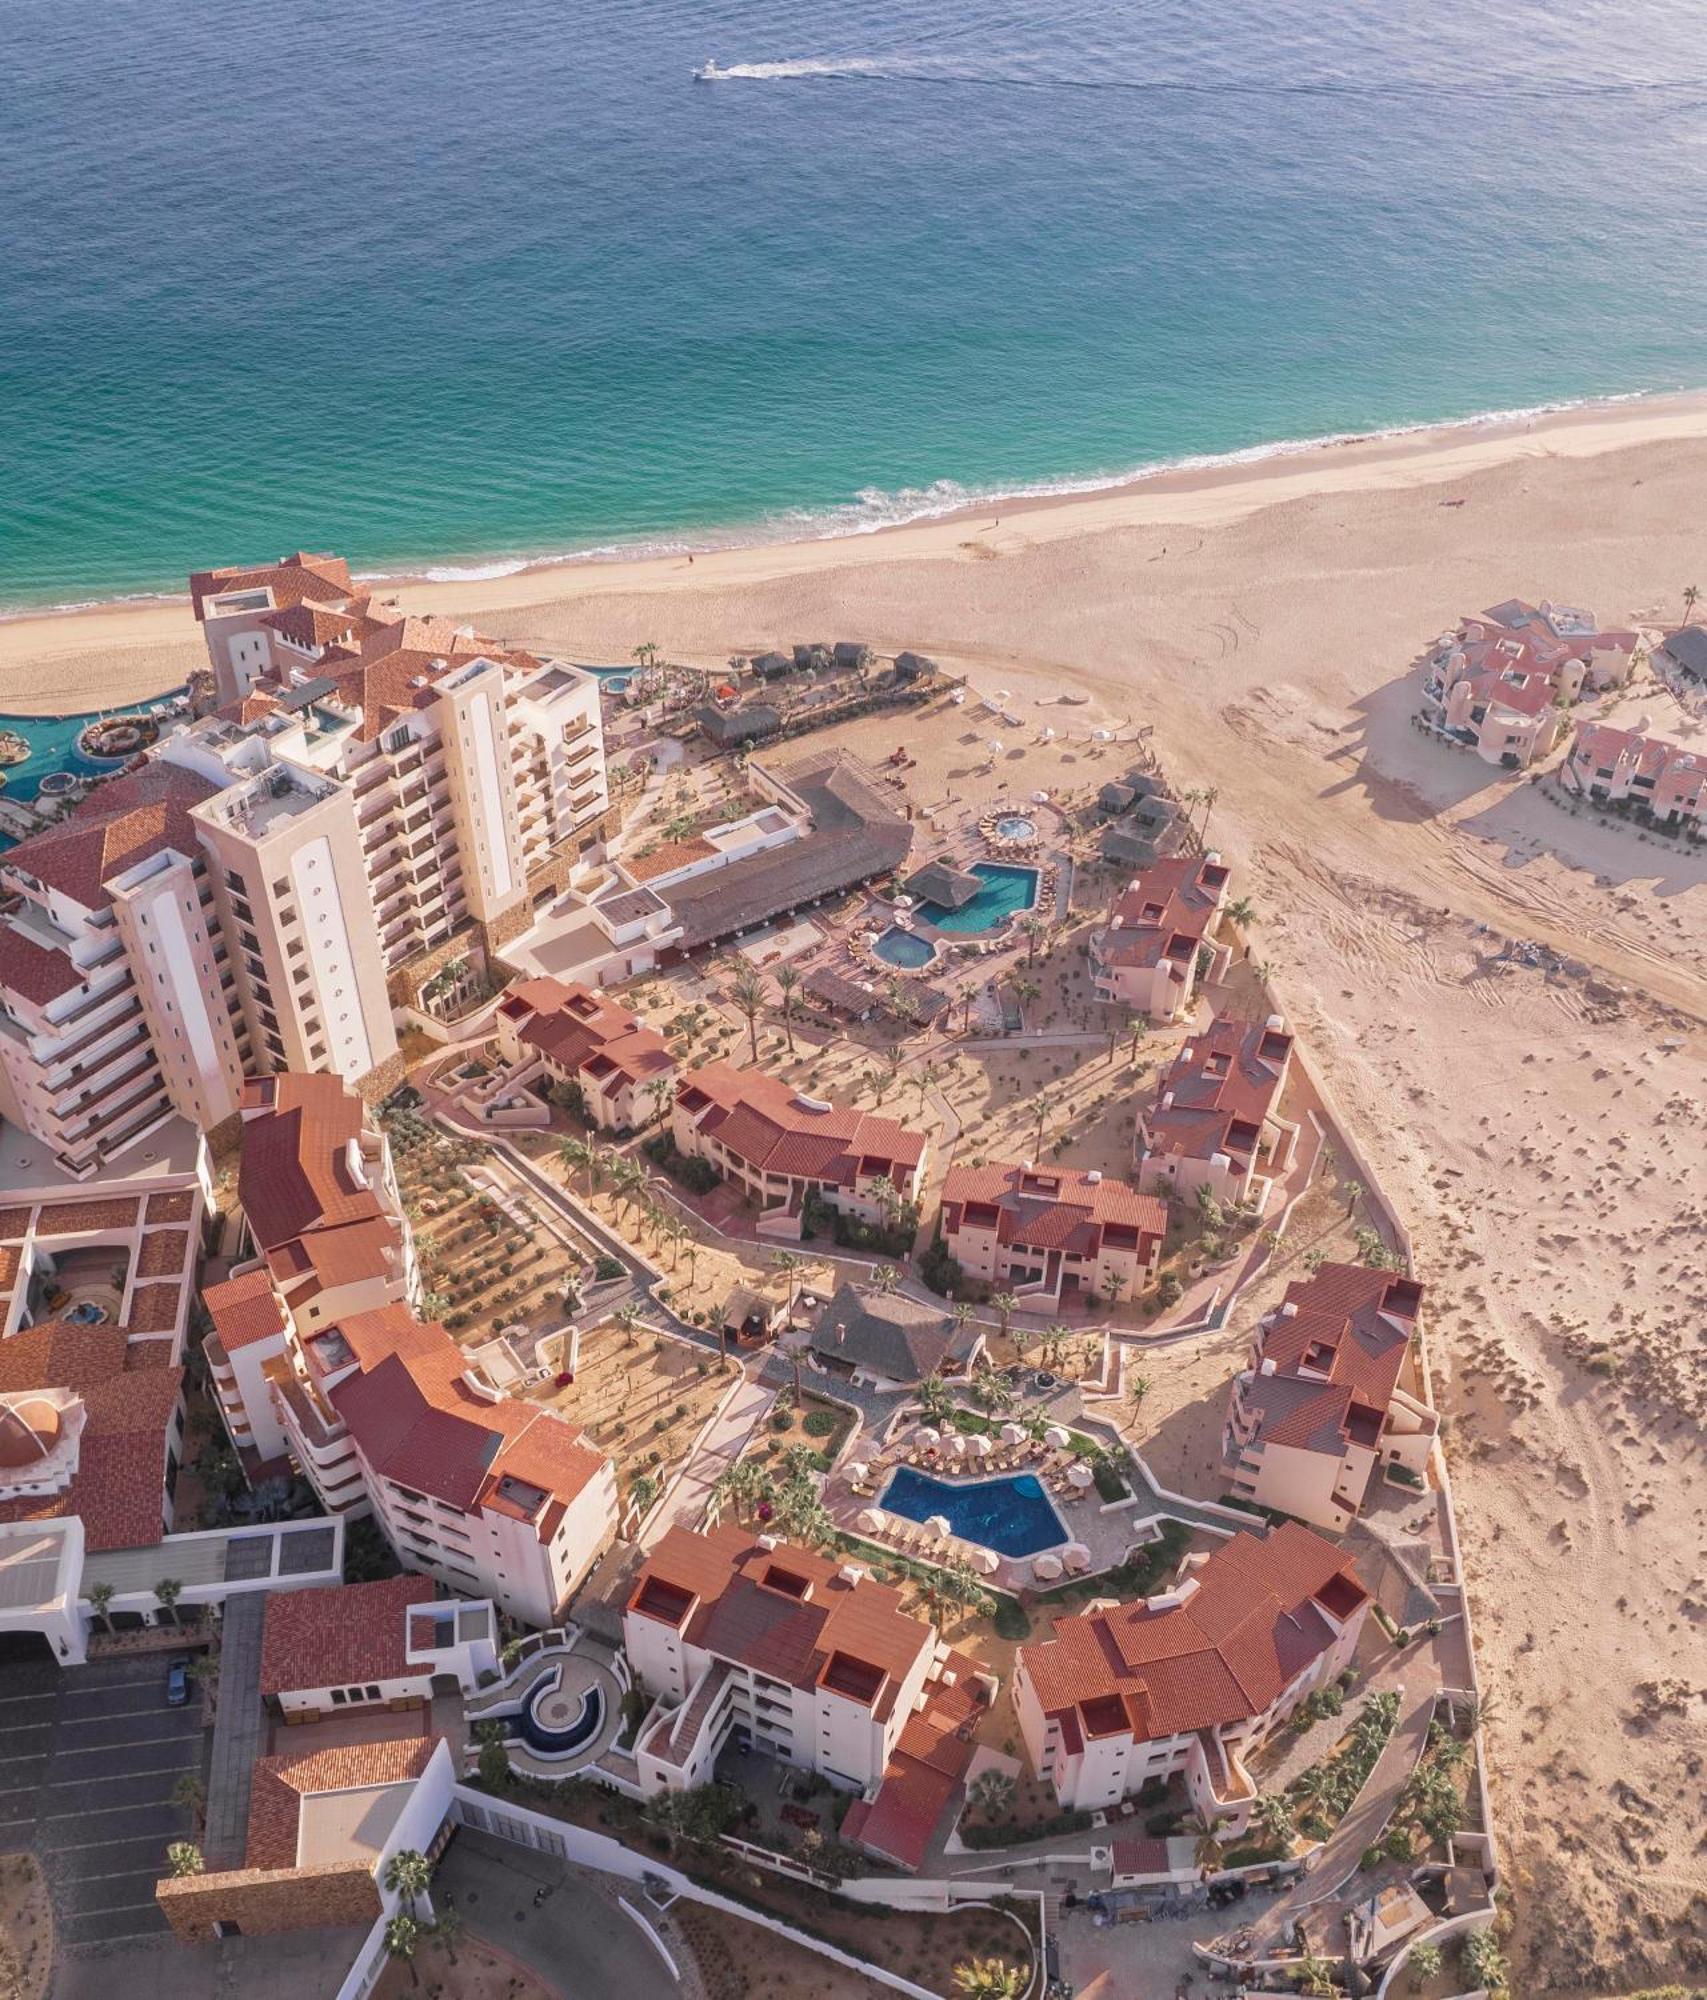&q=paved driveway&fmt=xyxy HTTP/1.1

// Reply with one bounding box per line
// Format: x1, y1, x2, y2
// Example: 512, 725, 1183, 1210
0, 1650, 202, 1948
